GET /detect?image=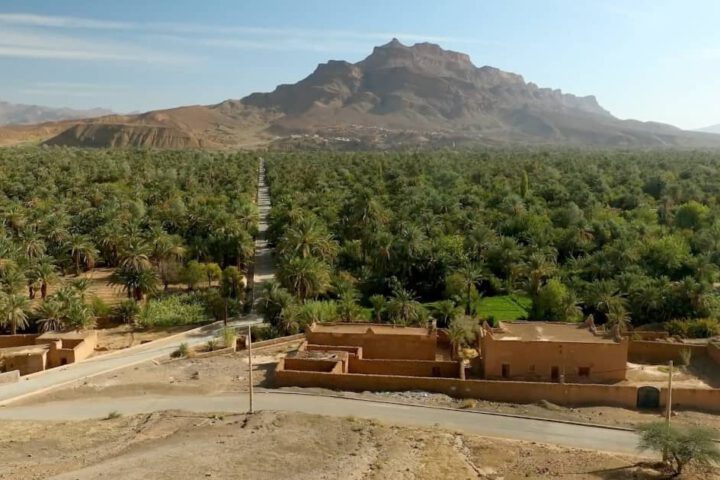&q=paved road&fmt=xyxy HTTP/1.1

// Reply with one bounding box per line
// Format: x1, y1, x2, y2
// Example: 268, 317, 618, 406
0, 391, 646, 456
0, 318, 260, 405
